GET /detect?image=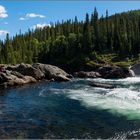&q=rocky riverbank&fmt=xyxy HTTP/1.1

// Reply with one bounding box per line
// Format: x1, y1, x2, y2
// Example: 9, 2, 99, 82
0, 63, 72, 89
0, 63, 135, 89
